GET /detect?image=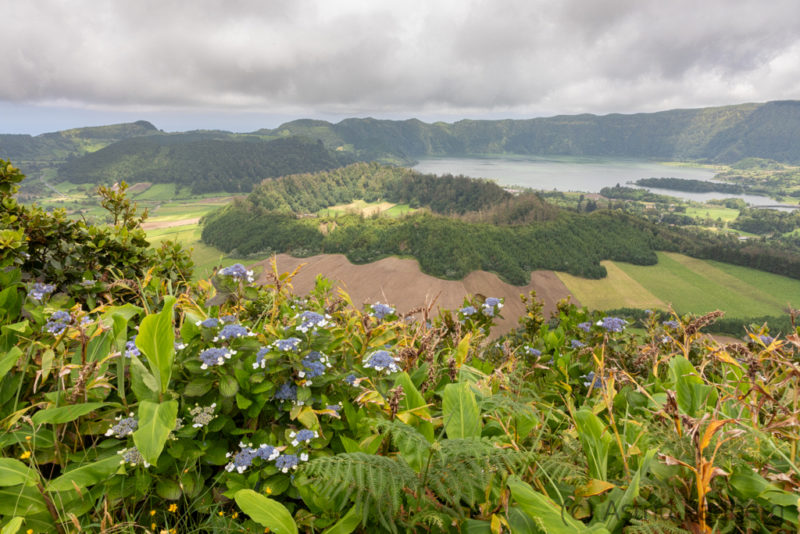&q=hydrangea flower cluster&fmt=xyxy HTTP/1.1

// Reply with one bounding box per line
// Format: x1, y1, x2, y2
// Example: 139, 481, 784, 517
344, 373, 359, 386
275, 383, 299, 404
124, 339, 140, 358
571, 339, 586, 349
189, 403, 217, 428
220, 315, 237, 323
482, 297, 503, 317
253, 347, 270, 370
290, 429, 318, 447
105, 413, 138, 438
43, 310, 71, 335
364, 350, 401, 374
275, 453, 308, 473
759, 334, 775, 345
299, 351, 331, 385
225, 442, 280, 473
582, 371, 605, 391
523, 346, 542, 357
370, 303, 395, 320
199, 347, 236, 369
662, 320, 680, 329
118, 446, 150, 467
218, 263, 254, 283
597, 317, 627, 333
272, 337, 301, 352
79, 278, 96, 287
296, 311, 330, 333
28, 282, 56, 301
459, 306, 477, 316
213, 324, 254, 342
196, 317, 220, 329
577, 321, 592, 333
